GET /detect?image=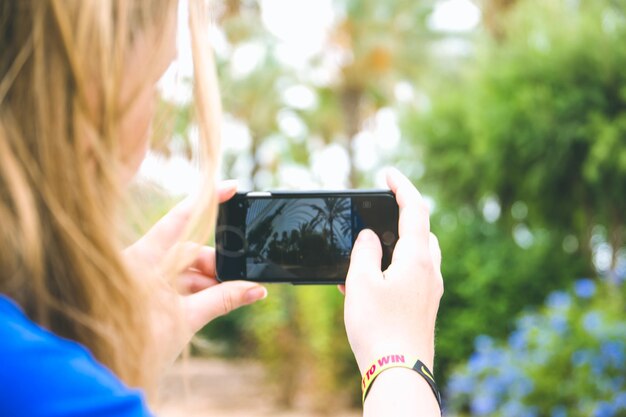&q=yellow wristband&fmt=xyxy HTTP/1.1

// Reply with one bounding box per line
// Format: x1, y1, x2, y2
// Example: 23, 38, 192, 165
361, 354, 415, 403
360, 355, 442, 414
